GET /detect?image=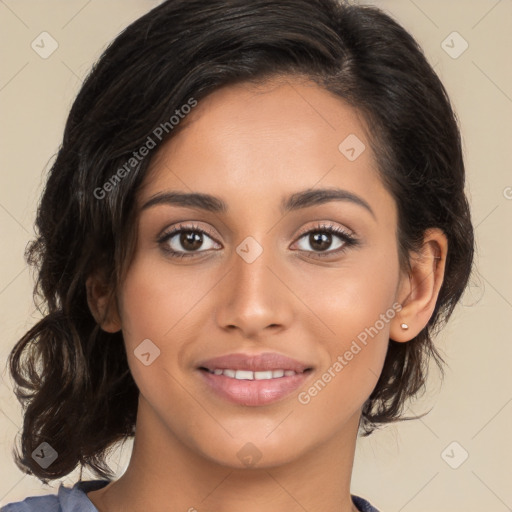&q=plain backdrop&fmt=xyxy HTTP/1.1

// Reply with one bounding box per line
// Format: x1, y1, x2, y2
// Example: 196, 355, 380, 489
0, 1, 511, 511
